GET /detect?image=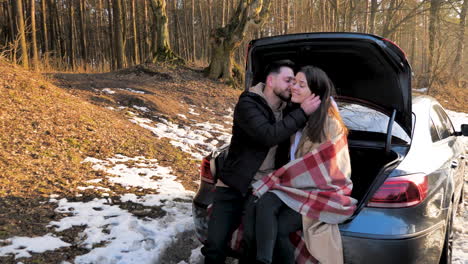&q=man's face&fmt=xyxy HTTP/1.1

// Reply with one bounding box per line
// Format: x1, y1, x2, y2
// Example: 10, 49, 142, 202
270, 67, 295, 102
